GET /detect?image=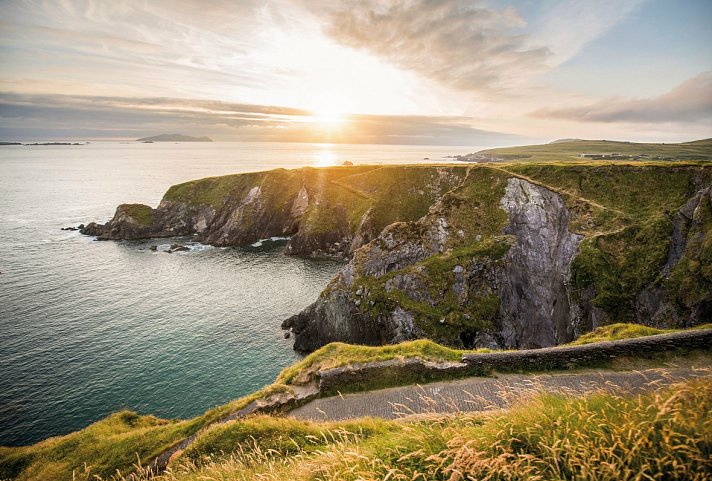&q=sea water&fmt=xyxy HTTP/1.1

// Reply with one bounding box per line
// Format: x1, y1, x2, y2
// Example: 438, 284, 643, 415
0, 141, 480, 445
